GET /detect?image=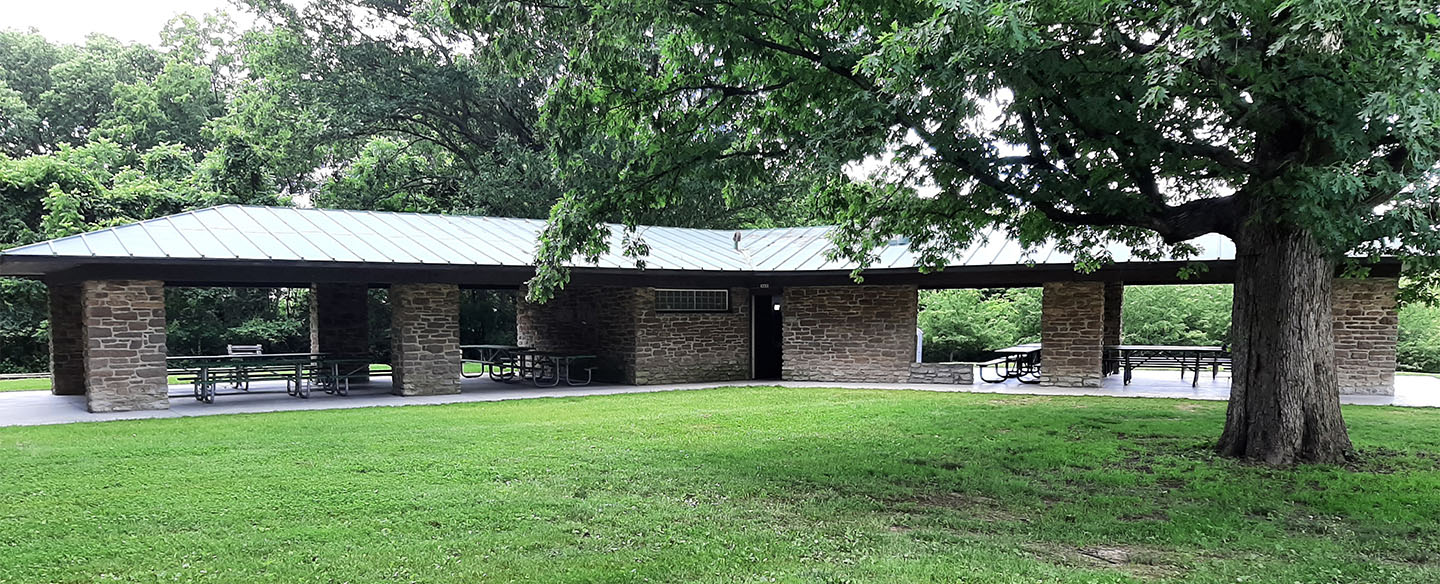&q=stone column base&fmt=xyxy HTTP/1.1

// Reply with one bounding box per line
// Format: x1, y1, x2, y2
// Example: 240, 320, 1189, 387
49, 284, 86, 396
311, 283, 371, 381
83, 280, 169, 413
391, 283, 461, 396
1040, 281, 1105, 388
